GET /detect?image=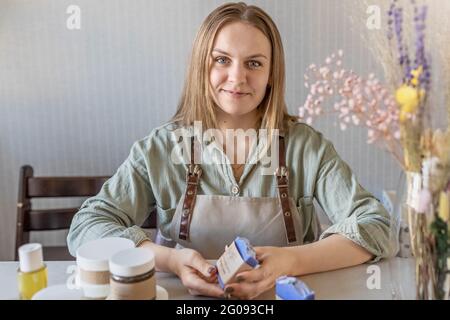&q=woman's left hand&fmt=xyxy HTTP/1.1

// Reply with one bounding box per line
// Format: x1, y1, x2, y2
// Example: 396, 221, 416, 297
224, 246, 298, 300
